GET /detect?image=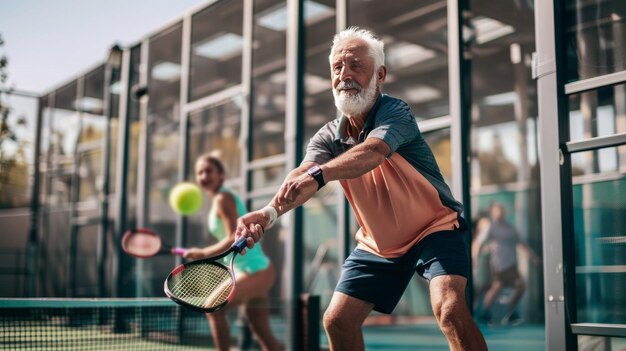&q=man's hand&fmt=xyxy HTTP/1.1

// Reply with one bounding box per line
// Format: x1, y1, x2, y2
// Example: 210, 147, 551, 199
276, 171, 318, 207
234, 211, 269, 255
